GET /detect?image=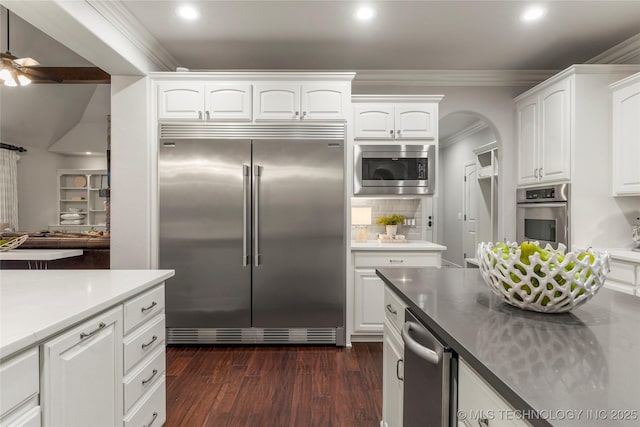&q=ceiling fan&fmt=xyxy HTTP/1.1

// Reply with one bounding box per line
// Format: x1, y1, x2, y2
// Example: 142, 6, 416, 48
0, 9, 109, 86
